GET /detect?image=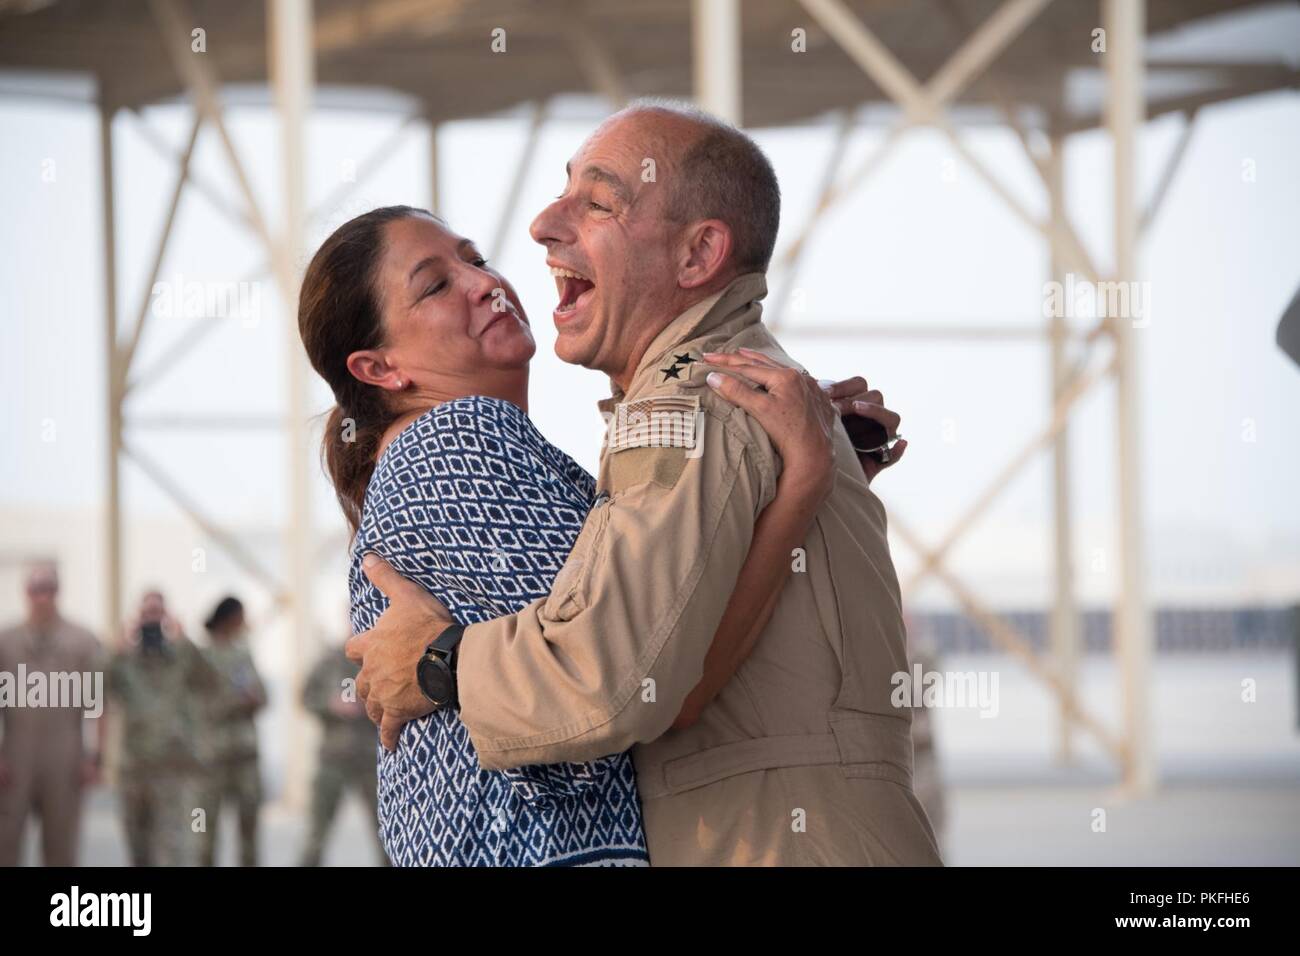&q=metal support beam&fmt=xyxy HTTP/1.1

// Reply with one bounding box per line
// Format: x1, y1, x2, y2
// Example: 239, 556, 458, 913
565, 9, 629, 108
937, 118, 1101, 284
938, 0, 1049, 180
126, 107, 253, 234
1104, 0, 1155, 795
769, 121, 907, 298
98, 86, 122, 644
190, 111, 423, 313
798, 0, 927, 116
311, 111, 421, 225
779, 0, 1152, 788
797, 0, 1051, 124
902, 351, 1112, 595
1060, 69, 1300, 134
270, 0, 315, 811
1046, 132, 1079, 764
1139, 110, 1196, 239
121, 441, 286, 600
769, 109, 853, 330
781, 0, 1089, 286
151, 0, 278, 253
490, 100, 547, 261
118, 114, 202, 397
692, 0, 741, 124
891, 513, 1124, 761
924, 0, 1053, 110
